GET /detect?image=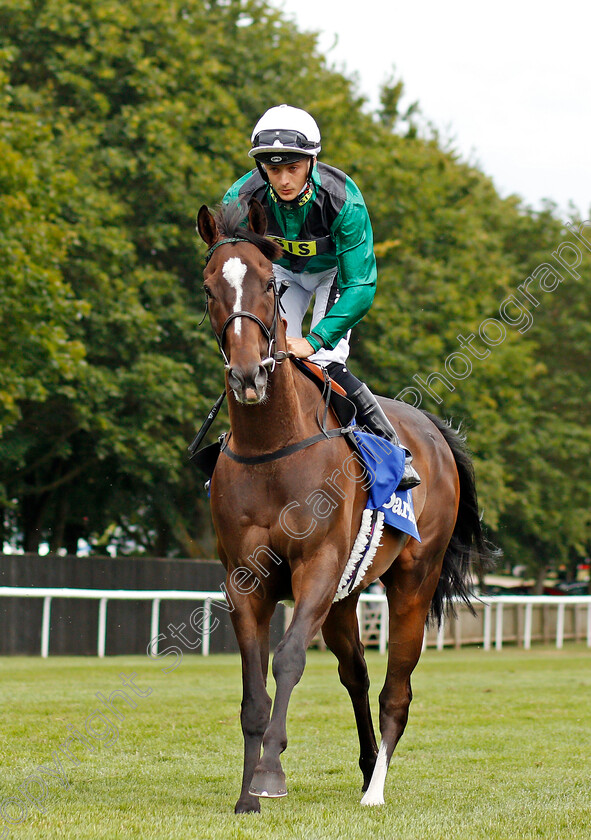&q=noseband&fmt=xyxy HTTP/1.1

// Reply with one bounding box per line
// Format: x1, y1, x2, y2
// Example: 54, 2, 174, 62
205, 237, 287, 372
